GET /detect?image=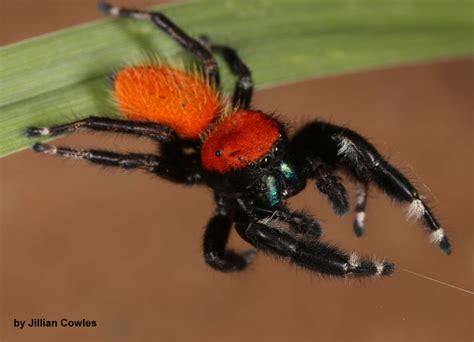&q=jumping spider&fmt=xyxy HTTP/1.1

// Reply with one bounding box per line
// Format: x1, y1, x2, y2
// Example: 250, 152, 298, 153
25, 1, 451, 278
